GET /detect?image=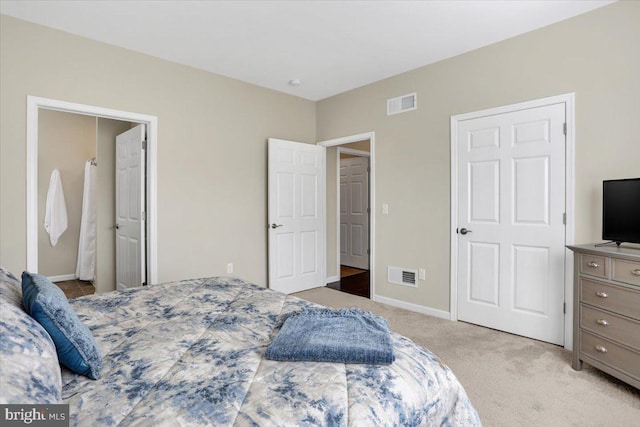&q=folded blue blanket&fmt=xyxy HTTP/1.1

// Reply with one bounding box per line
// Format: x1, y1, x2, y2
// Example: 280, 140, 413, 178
265, 307, 394, 365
